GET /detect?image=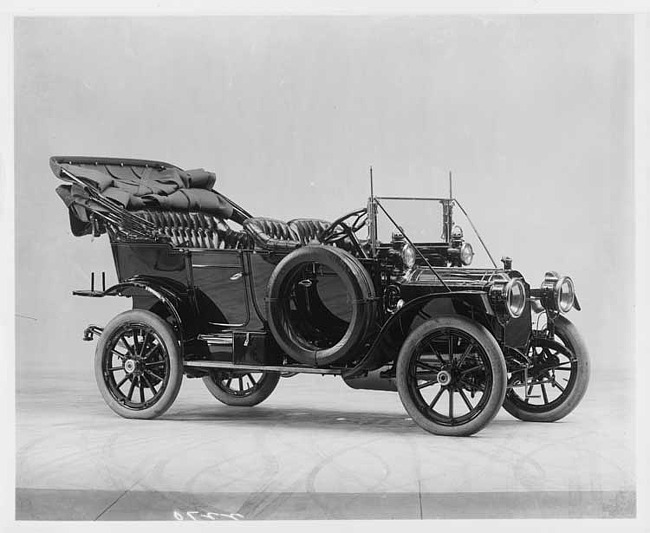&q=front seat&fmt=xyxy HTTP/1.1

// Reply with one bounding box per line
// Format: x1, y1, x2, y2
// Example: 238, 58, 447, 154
288, 219, 331, 245
242, 217, 301, 252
